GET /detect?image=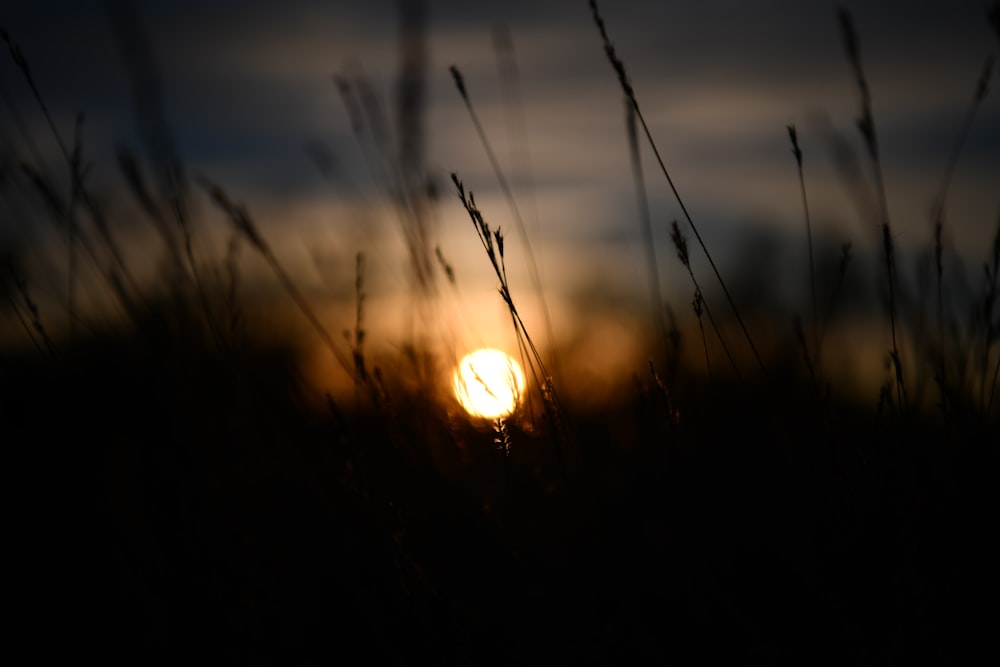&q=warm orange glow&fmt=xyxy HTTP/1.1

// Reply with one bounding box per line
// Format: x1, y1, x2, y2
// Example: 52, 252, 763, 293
452, 349, 526, 419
